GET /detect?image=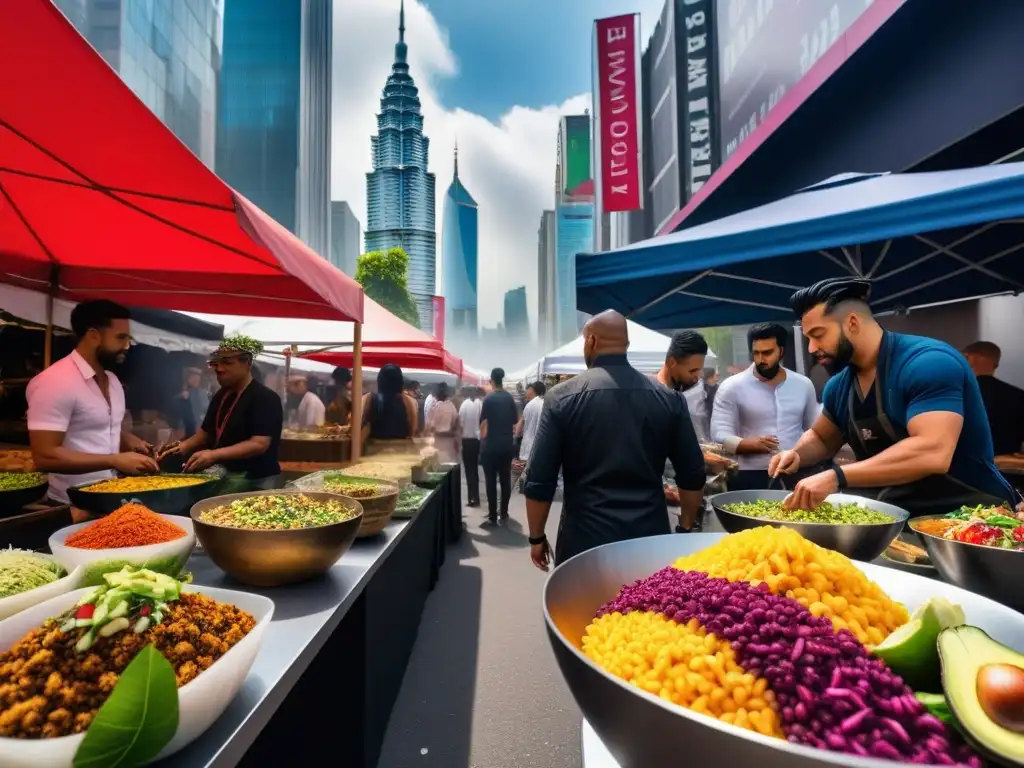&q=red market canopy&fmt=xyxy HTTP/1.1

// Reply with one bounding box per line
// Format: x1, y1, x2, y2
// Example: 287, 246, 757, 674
0, 0, 363, 322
